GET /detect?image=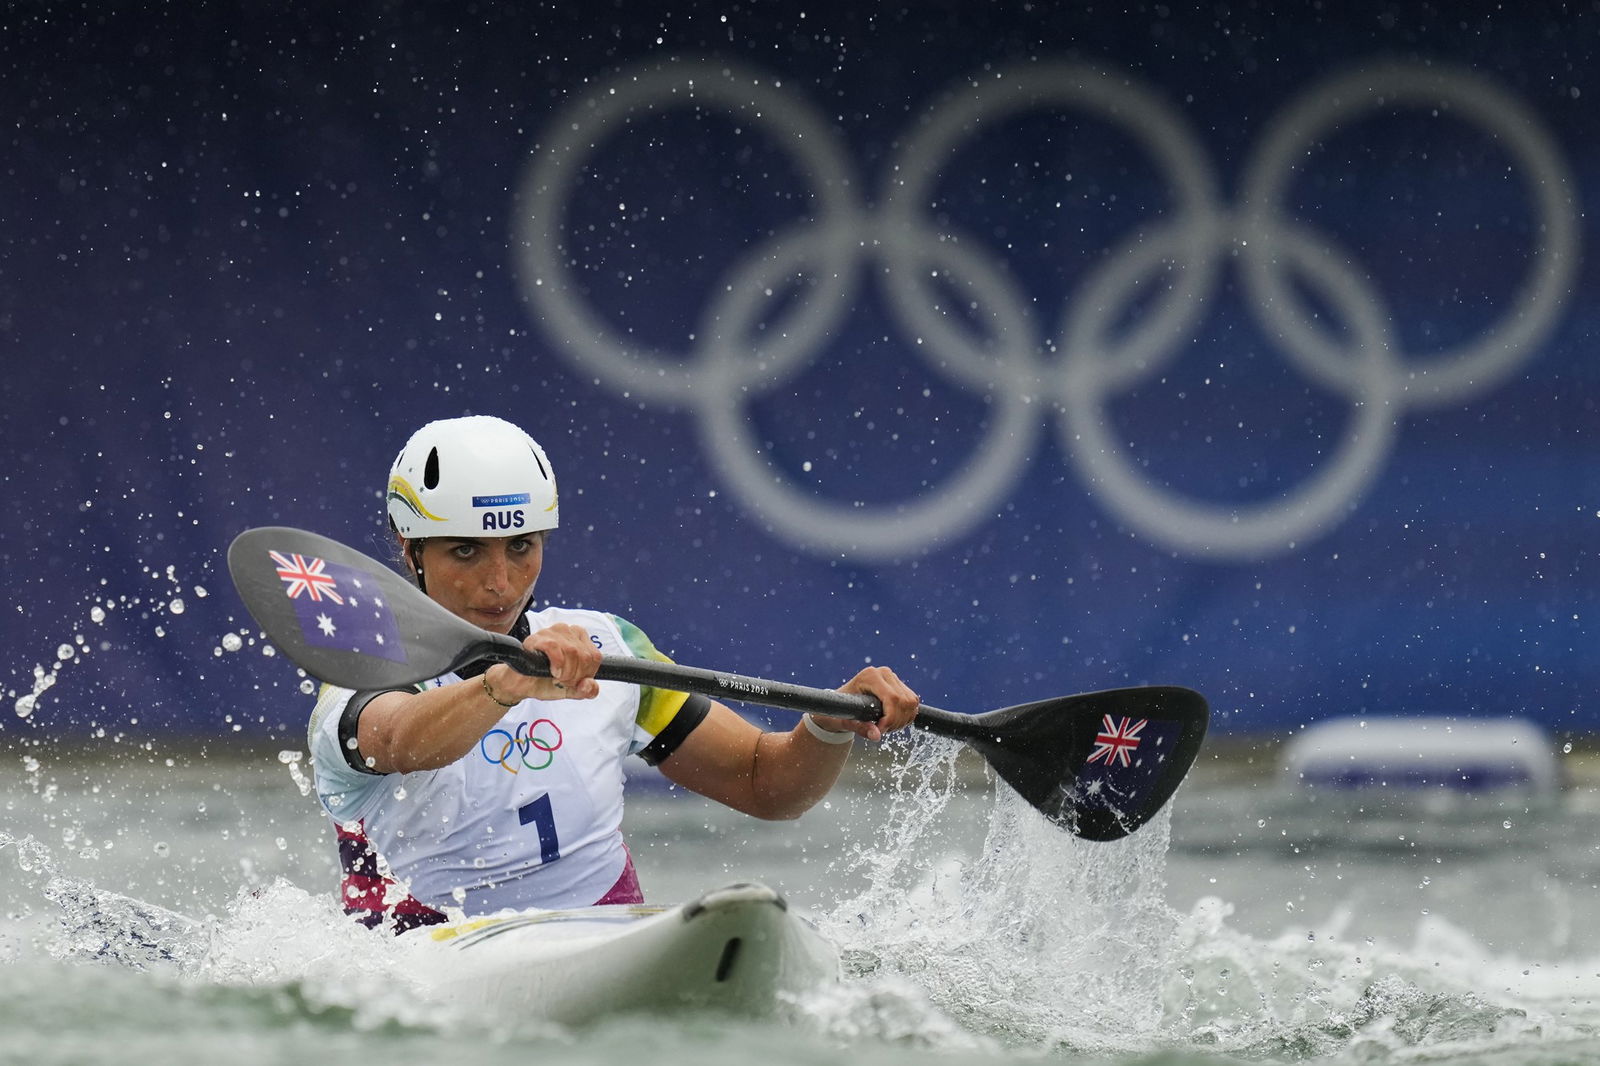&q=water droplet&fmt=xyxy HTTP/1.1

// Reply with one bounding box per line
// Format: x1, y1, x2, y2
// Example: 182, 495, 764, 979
168, 598, 185, 615
393, 787, 408, 801
300, 679, 315, 695
221, 633, 243, 652
56, 644, 75, 661
15, 695, 36, 718
1563, 742, 1573, 754
153, 841, 170, 857
1503, 820, 1513, 830
89, 606, 106, 624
